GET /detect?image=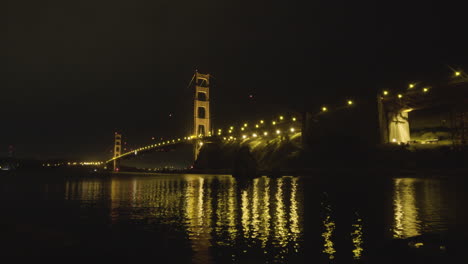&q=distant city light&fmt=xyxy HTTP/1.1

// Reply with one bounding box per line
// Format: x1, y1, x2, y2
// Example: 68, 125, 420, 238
322, 107, 327, 112
347, 100, 353, 105
423, 88, 429, 93
276, 130, 281, 134
383, 90, 389, 95
398, 94, 403, 98
244, 123, 248, 127
279, 116, 284, 120
272, 121, 276, 125
292, 117, 296, 121
241, 127, 245, 131
409, 83, 415, 89
260, 120, 264, 124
